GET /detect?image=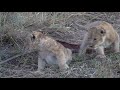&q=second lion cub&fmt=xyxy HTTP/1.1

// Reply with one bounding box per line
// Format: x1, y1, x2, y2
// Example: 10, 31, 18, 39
27, 31, 72, 72
79, 21, 119, 58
